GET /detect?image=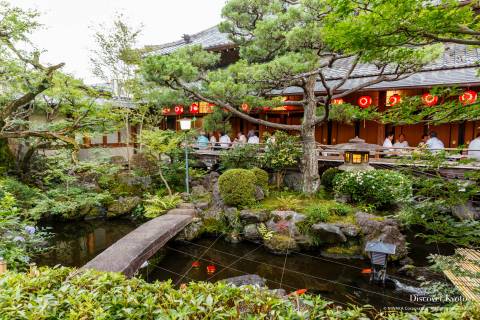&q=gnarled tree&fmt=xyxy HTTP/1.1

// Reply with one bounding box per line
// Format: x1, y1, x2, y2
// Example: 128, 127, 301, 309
141, 0, 444, 194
